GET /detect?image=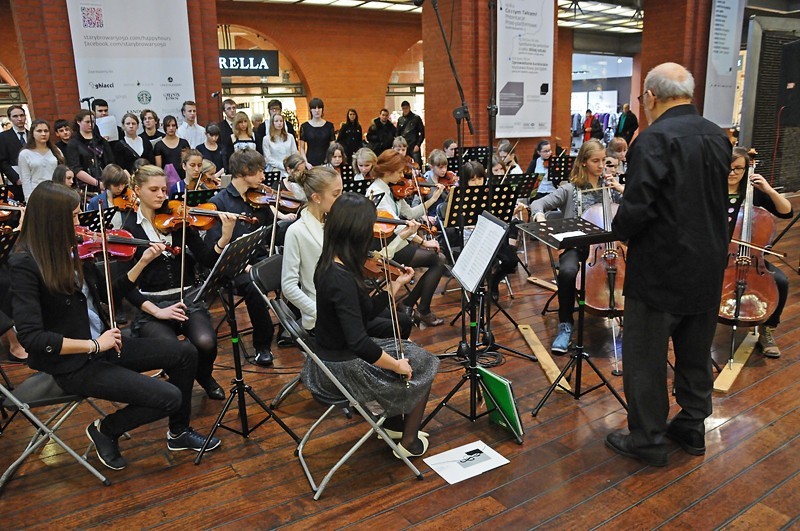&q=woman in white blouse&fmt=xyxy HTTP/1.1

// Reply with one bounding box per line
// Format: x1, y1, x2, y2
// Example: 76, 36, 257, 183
18, 119, 63, 199
262, 112, 298, 177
